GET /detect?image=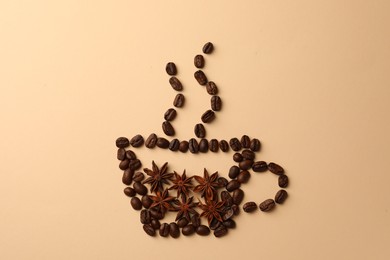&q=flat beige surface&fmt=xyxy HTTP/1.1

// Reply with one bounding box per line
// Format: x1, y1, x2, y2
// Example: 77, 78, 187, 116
1, 1, 390, 259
